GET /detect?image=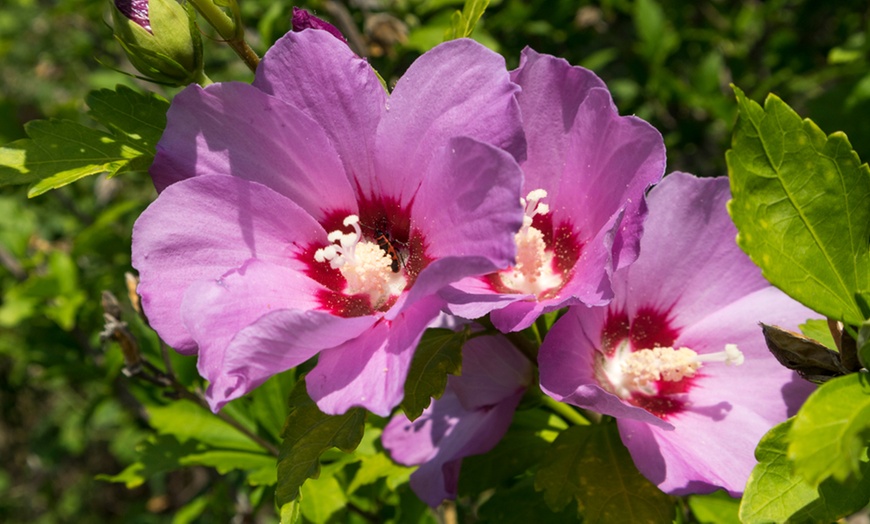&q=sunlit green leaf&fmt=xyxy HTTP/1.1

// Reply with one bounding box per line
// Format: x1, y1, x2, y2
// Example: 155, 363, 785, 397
857, 319, 870, 369
446, 0, 490, 40
534, 423, 675, 522
147, 399, 264, 452
279, 499, 302, 524
348, 452, 412, 494
276, 377, 366, 505
400, 328, 465, 421
688, 490, 740, 524
300, 474, 346, 524
799, 318, 838, 351
788, 372, 870, 485
727, 86, 870, 326
0, 86, 167, 196
741, 419, 870, 523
